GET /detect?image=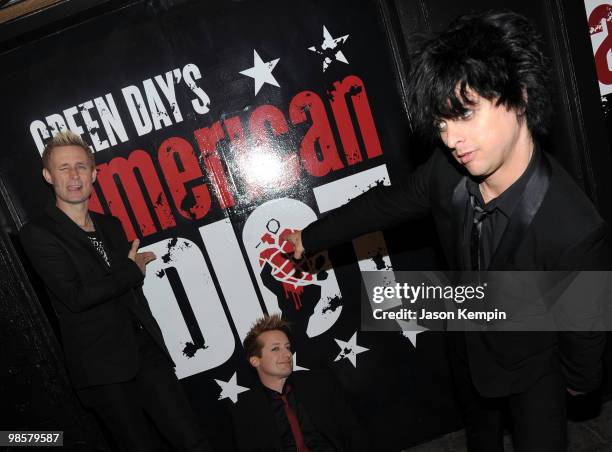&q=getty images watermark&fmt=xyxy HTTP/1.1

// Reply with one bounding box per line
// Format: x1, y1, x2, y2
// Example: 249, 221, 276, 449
361, 271, 612, 332
371, 281, 497, 321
